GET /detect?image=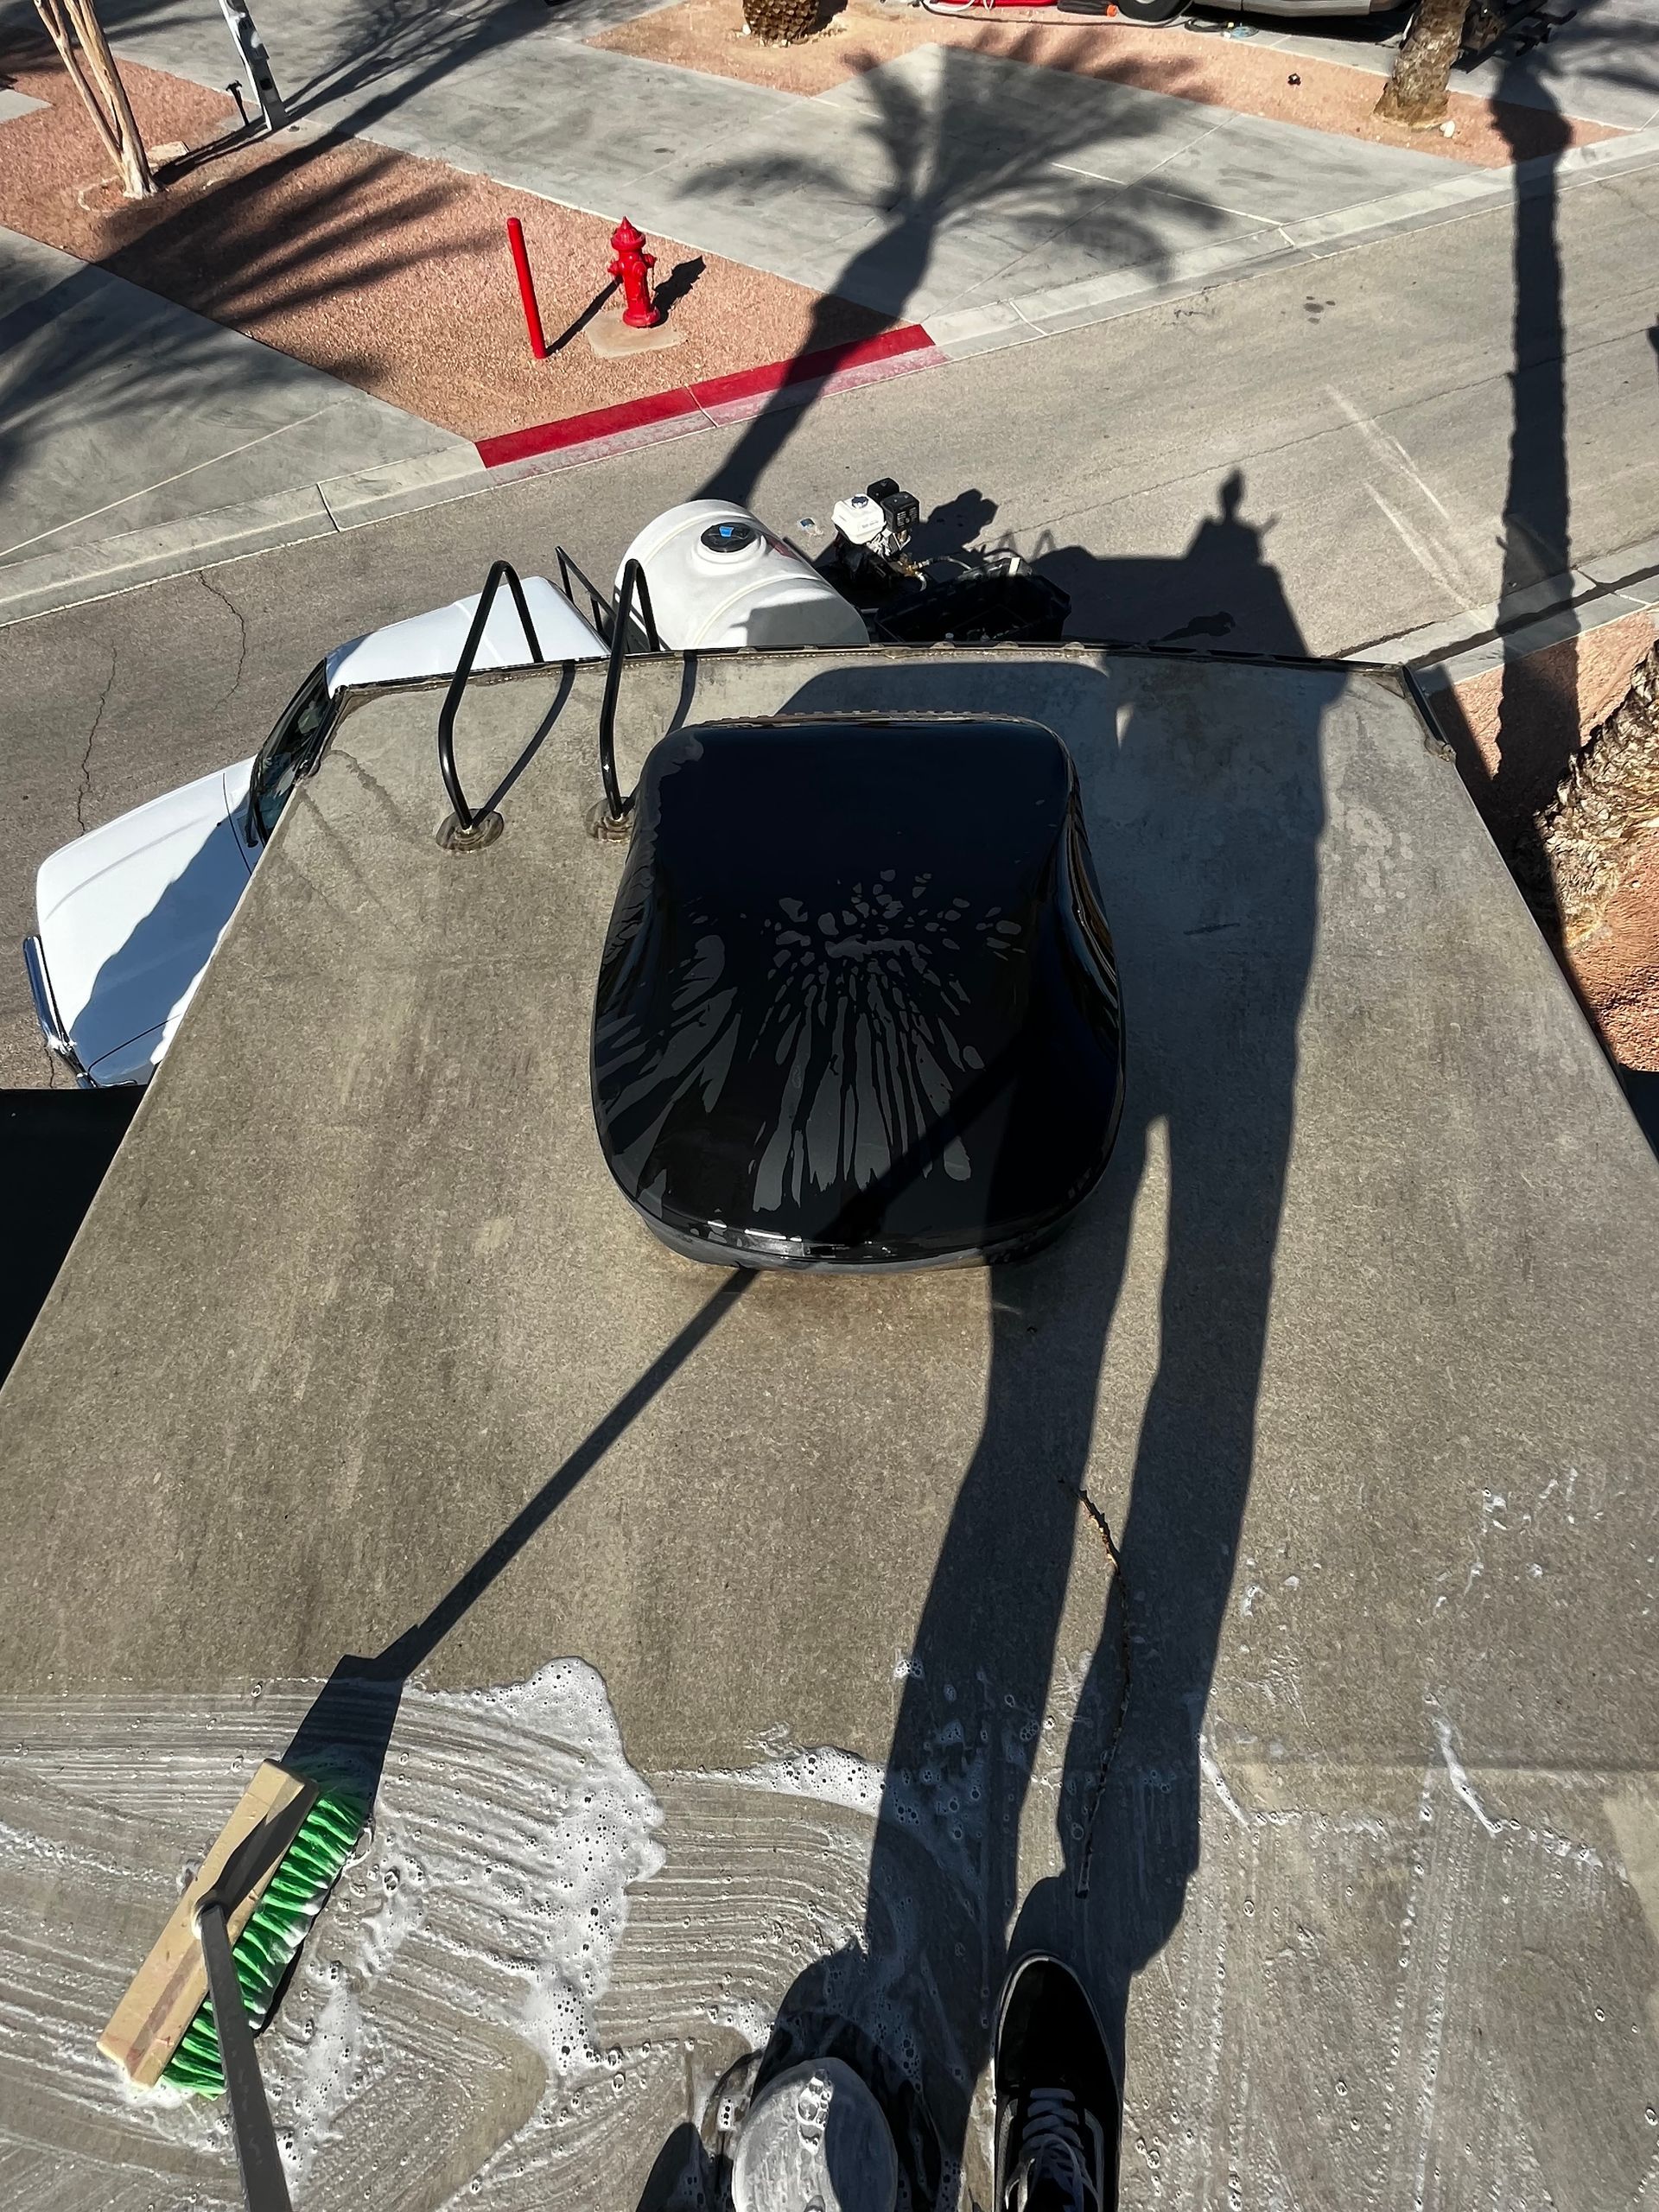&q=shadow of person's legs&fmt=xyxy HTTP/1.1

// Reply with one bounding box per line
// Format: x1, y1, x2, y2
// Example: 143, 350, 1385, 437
747, 1160, 1139, 2206
1022, 487, 1333, 2109
677, 477, 1335, 2209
